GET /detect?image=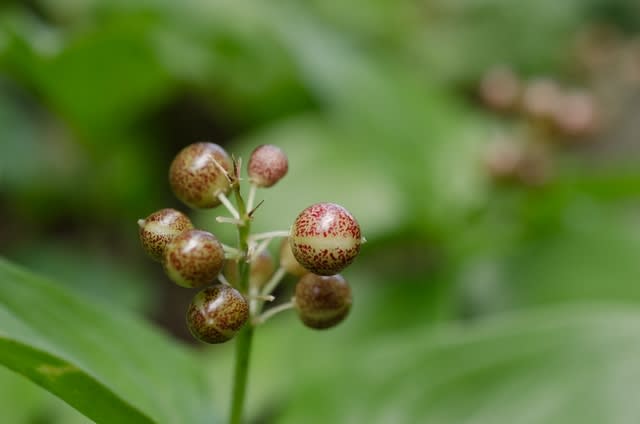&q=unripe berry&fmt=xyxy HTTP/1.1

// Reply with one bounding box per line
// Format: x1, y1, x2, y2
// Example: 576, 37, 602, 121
247, 144, 288, 188
164, 229, 225, 288
290, 203, 361, 276
294, 274, 352, 329
169, 142, 233, 209
186, 284, 249, 343
478, 65, 521, 112
223, 250, 276, 289
138, 208, 193, 262
250, 250, 276, 289
521, 78, 561, 121
551, 90, 600, 138
279, 238, 308, 277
